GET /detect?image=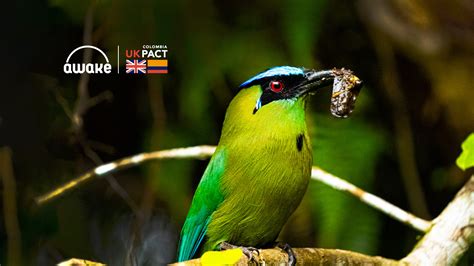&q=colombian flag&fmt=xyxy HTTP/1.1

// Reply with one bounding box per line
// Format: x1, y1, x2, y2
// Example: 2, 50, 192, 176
147, 59, 168, 74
